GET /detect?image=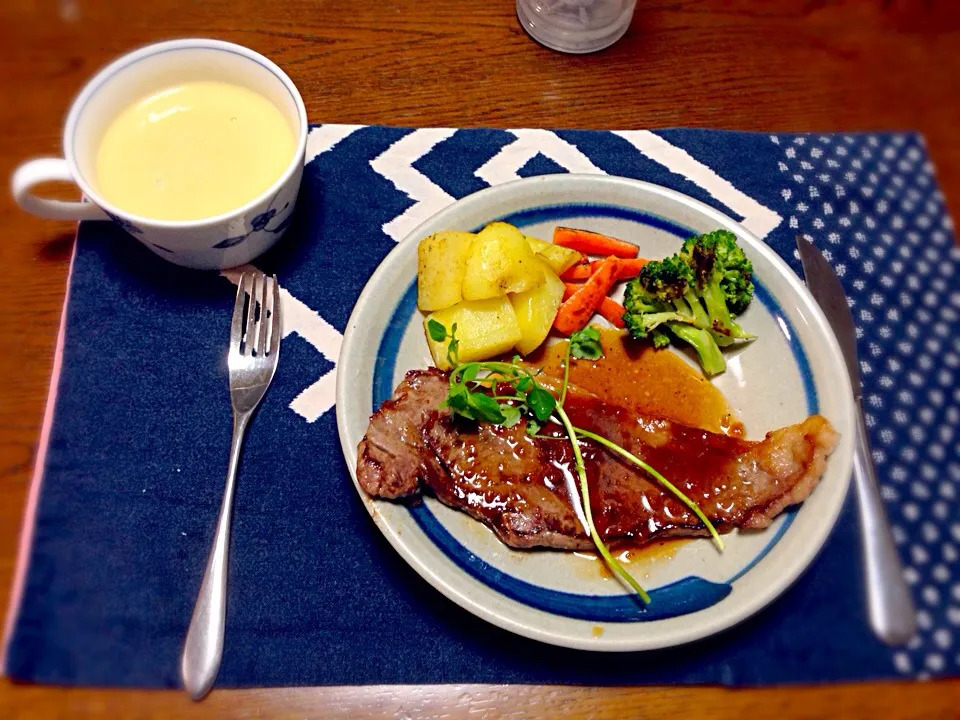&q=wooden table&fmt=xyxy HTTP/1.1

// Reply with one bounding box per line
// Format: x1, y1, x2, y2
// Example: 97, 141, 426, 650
1, 1, 958, 717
